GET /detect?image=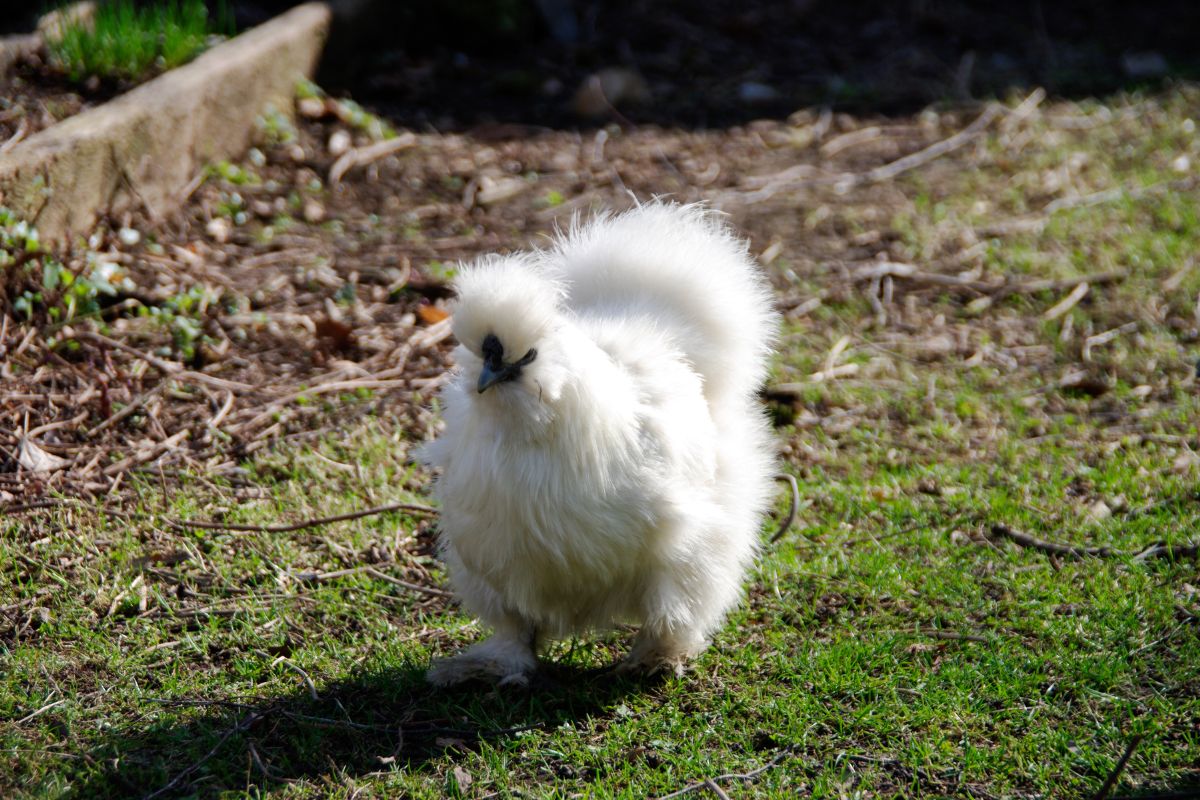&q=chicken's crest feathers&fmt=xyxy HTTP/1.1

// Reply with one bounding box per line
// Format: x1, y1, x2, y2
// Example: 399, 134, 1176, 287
449, 253, 564, 364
